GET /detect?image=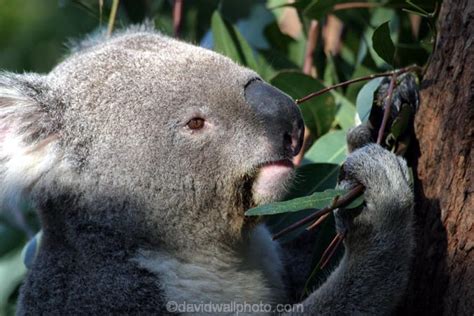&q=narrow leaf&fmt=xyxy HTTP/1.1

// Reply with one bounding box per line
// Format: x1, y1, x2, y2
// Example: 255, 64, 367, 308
303, 0, 337, 20
356, 78, 383, 123
305, 130, 347, 165
211, 11, 259, 71
246, 189, 347, 216
372, 21, 395, 66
